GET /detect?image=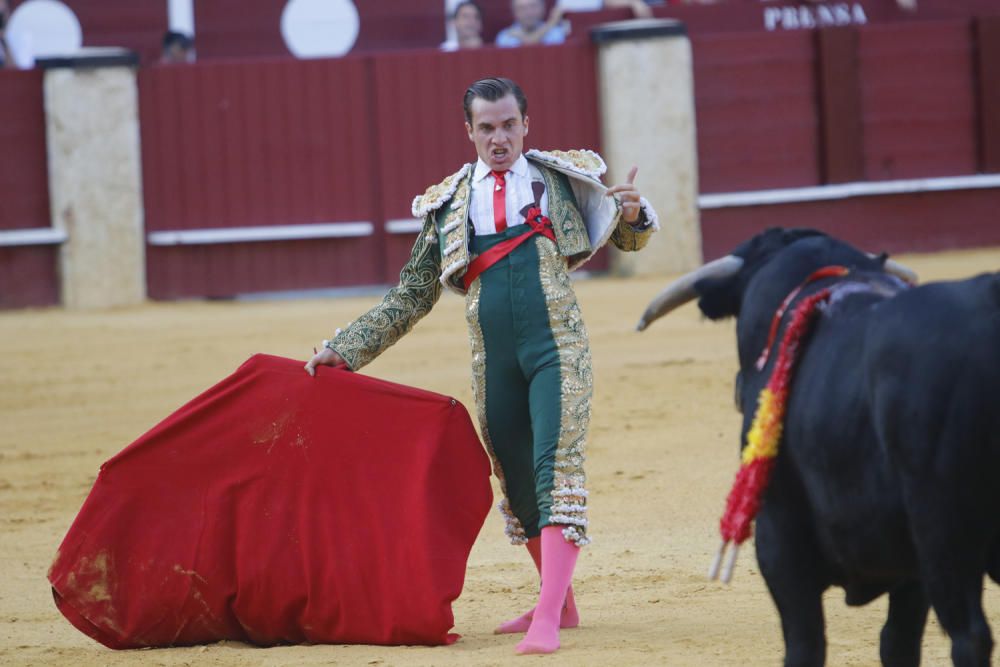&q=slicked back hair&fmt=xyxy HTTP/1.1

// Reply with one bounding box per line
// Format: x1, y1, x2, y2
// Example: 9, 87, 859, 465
463, 77, 528, 124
